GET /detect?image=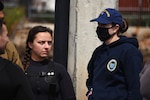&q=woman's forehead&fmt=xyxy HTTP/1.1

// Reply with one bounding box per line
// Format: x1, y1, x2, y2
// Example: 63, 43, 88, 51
35, 32, 51, 37
33, 32, 51, 40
